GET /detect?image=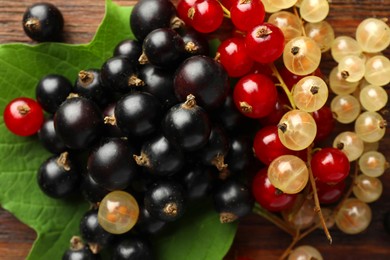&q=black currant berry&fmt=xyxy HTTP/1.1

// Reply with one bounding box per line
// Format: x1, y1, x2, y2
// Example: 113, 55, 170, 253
102, 103, 124, 138
130, 0, 178, 42
225, 136, 253, 175
194, 125, 230, 170
136, 206, 166, 235
81, 174, 110, 204
22, 3, 64, 42
38, 117, 66, 154
144, 180, 186, 222
80, 209, 113, 249
54, 96, 103, 150
213, 179, 254, 223
100, 56, 143, 93
174, 55, 229, 109
112, 237, 154, 260
138, 64, 178, 110
133, 134, 184, 177
177, 164, 215, 200
37, 152, 81, 199
114, 92, 162, 138
181, 29, 210, 57
35, 74, 72, 114
162, 95, 211, 151
62, 236, 100, 260
140, 28, 185, 68
113, 39, 142, 67
88, 138, 138, 191
74, 69, 109, 106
